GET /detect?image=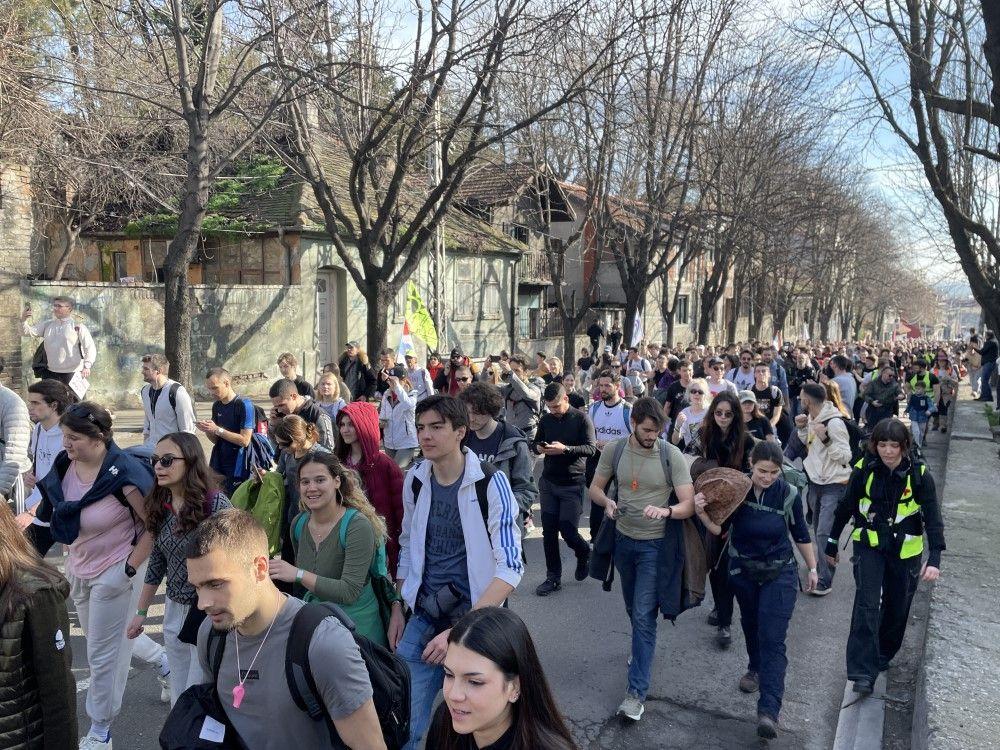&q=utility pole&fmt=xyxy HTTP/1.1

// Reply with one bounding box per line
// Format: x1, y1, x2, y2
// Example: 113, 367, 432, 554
429, 47, 446, 350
